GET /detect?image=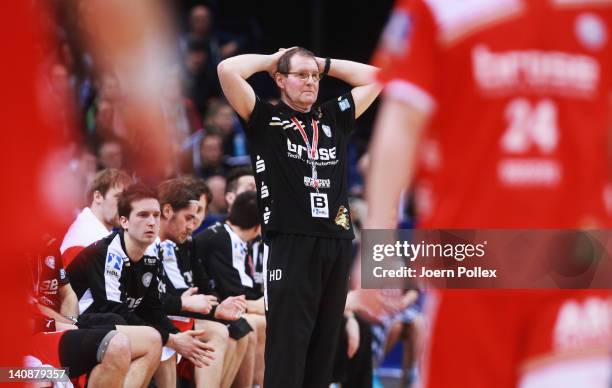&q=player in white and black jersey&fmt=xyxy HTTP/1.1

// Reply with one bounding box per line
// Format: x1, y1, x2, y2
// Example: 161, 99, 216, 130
67, 183, 215, 375
218, 47, 381, 387
194, 190, 266, 387
156, 178, 250, 388
195, 191, 262, 303
224, 167, 266, 297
